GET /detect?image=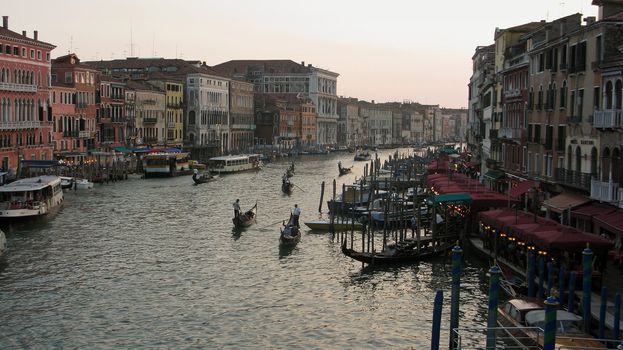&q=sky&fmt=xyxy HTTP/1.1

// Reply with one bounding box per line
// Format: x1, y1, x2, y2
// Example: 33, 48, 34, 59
4, 0, 597, 108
